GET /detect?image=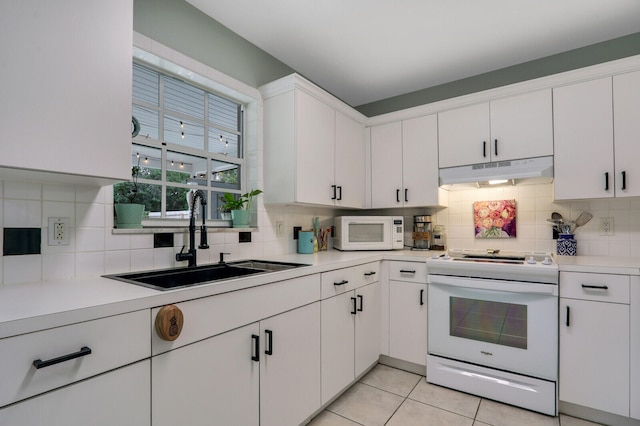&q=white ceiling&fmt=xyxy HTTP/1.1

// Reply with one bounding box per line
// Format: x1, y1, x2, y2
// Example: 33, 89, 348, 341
186, 0, 640, 106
